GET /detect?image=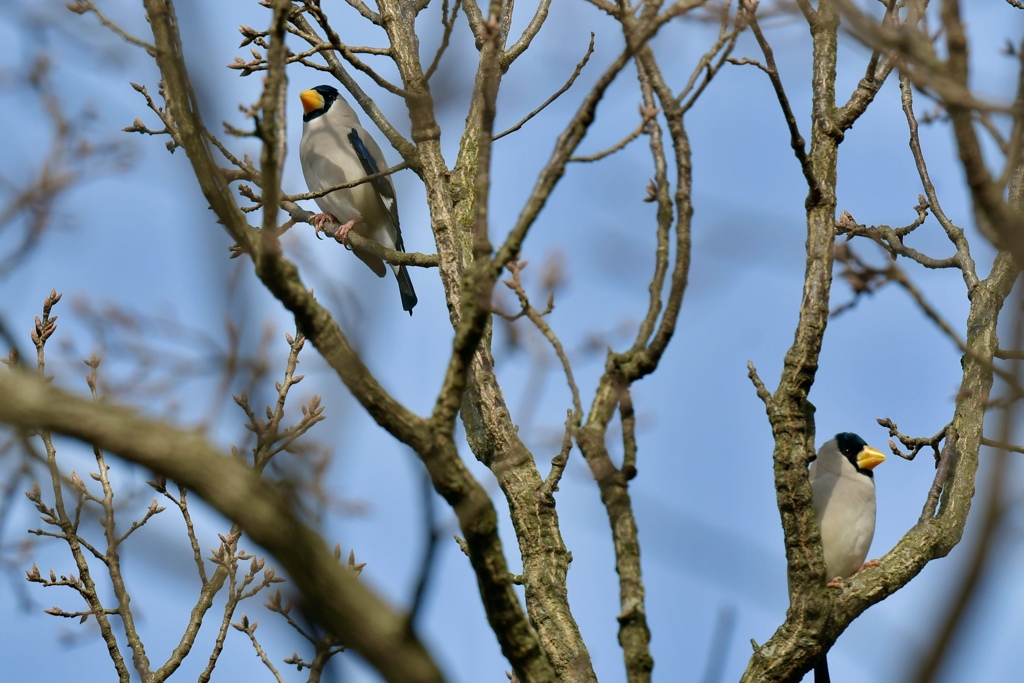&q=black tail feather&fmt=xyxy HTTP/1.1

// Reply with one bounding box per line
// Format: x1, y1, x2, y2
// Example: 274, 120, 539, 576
814, 655, 831, 683
396, 265, 417, 315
